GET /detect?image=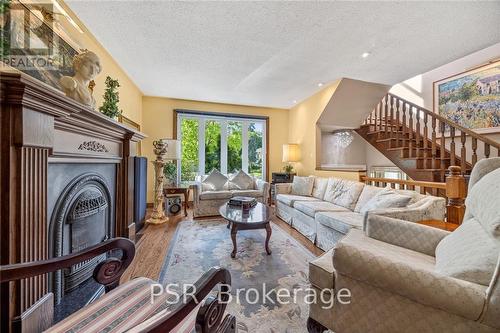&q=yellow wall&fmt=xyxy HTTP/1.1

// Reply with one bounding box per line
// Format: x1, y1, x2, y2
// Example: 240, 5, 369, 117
142, 97, 289, 202
288, 80, 360, 181
56, 2, 143, 125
